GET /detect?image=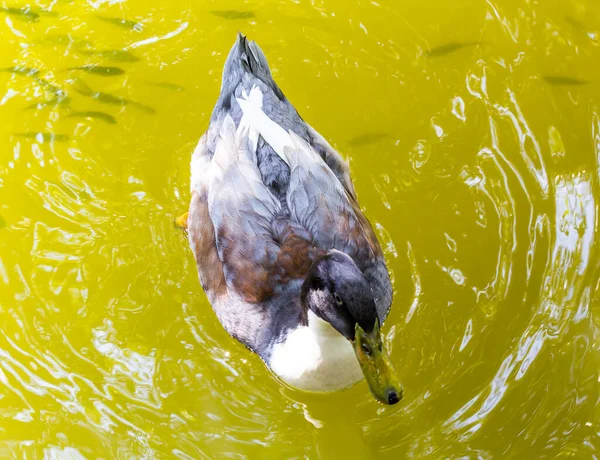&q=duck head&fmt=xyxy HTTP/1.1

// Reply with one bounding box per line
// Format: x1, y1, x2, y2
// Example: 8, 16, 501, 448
301, 250, 403, 405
